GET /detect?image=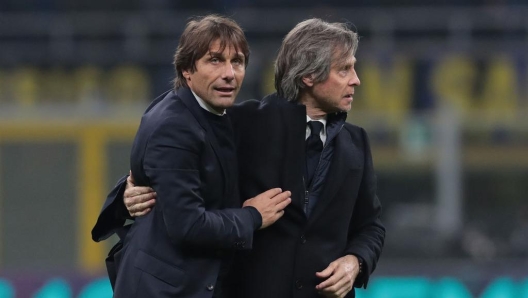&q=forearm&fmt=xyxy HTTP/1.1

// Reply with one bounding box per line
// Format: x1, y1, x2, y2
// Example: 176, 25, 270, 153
346, 129, 386, 287
145, 164, 260, 251
181, 207, 261, 250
